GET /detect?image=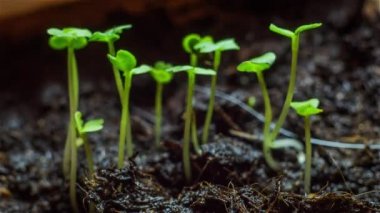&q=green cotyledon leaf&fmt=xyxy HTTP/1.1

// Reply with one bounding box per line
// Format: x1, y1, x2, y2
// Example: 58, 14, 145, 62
237, 52, 276, 73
